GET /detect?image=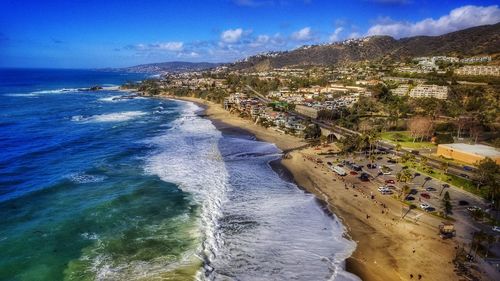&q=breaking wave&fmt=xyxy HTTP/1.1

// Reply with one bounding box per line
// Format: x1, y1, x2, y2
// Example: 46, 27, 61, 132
71, 111, 147, 123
